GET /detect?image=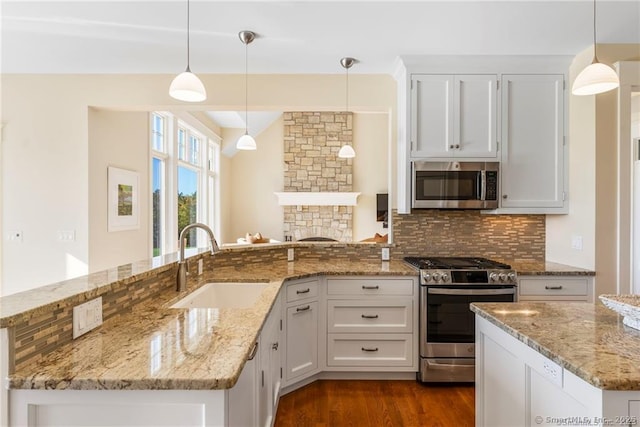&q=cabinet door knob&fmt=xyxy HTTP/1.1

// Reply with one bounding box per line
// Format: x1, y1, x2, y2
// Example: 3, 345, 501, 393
272, 342, 279, 351
455, 144, 460, 149
449, 145, 454, 149
503, 194, 508, 199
